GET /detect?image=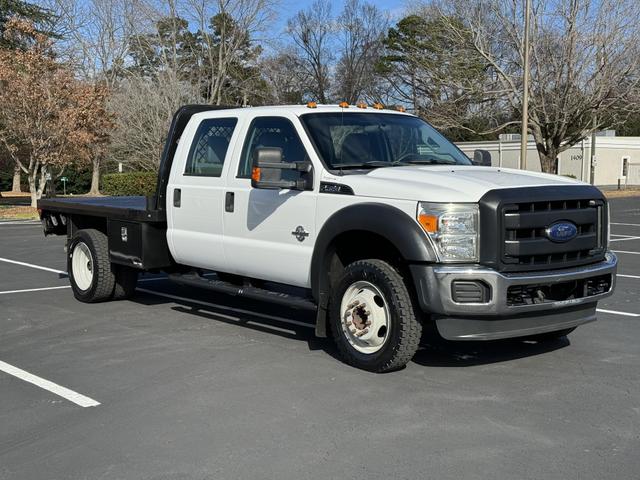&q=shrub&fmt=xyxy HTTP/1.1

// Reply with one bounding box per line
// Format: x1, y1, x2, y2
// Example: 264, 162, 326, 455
102, 172, 157, 196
